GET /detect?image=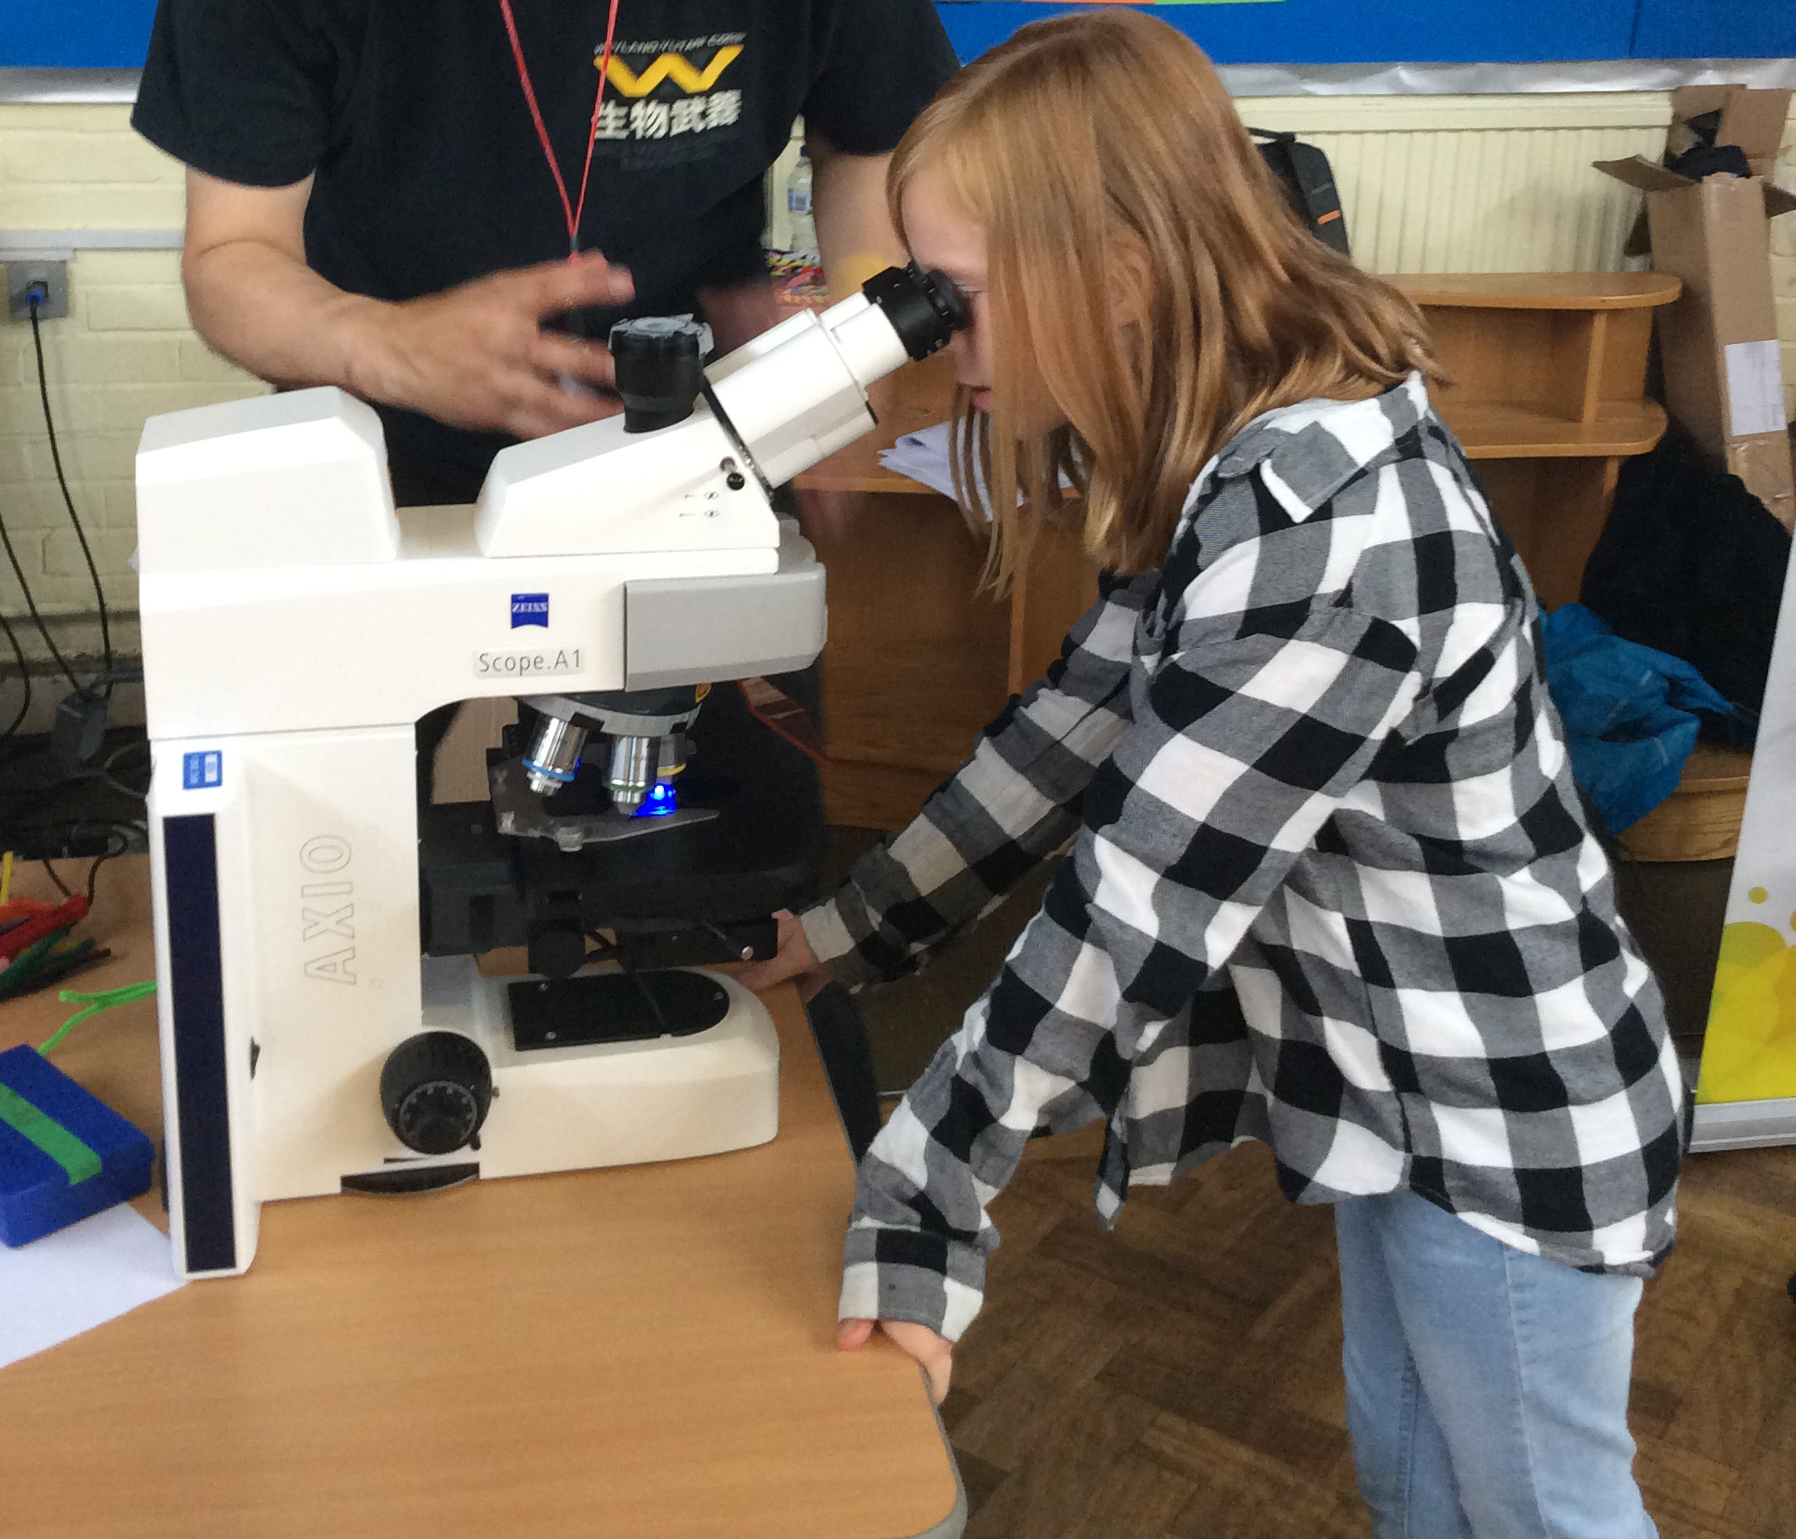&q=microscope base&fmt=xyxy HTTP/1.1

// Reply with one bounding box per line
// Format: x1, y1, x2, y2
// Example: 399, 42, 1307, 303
332, 960, 780, 1192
